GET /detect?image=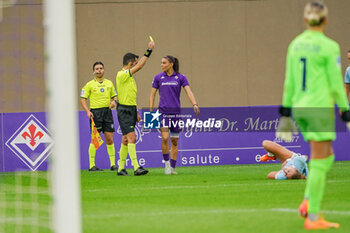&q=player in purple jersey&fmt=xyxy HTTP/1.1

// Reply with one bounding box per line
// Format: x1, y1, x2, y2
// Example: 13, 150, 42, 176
149, 56, 200, 174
